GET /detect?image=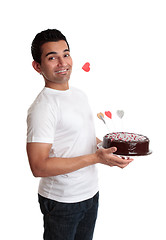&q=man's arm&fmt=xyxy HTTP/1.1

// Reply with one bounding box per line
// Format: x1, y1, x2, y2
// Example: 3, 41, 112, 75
26, 142, 133, 177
